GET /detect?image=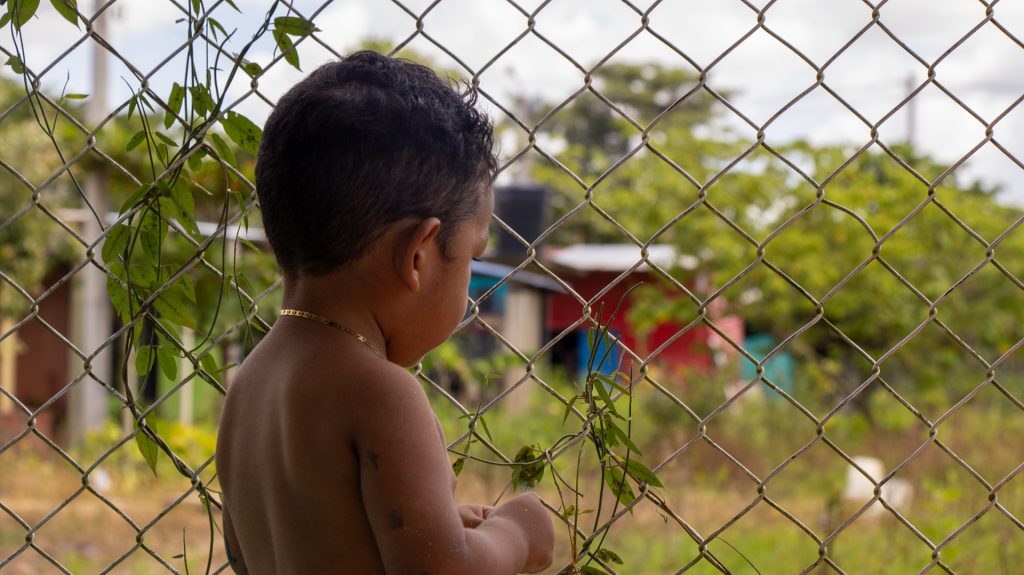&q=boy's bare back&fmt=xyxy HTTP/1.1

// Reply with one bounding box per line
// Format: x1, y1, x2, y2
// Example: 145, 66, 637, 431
218, 323, 399, 573
214, 51, 554, 574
